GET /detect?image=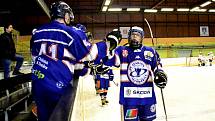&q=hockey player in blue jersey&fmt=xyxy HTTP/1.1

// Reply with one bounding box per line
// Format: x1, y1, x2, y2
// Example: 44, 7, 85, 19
73, 24, 90, 77
84, 30, 122, 95
30, 1, 121, 121
105, 26, 167, 121
95, 64, 114, 106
